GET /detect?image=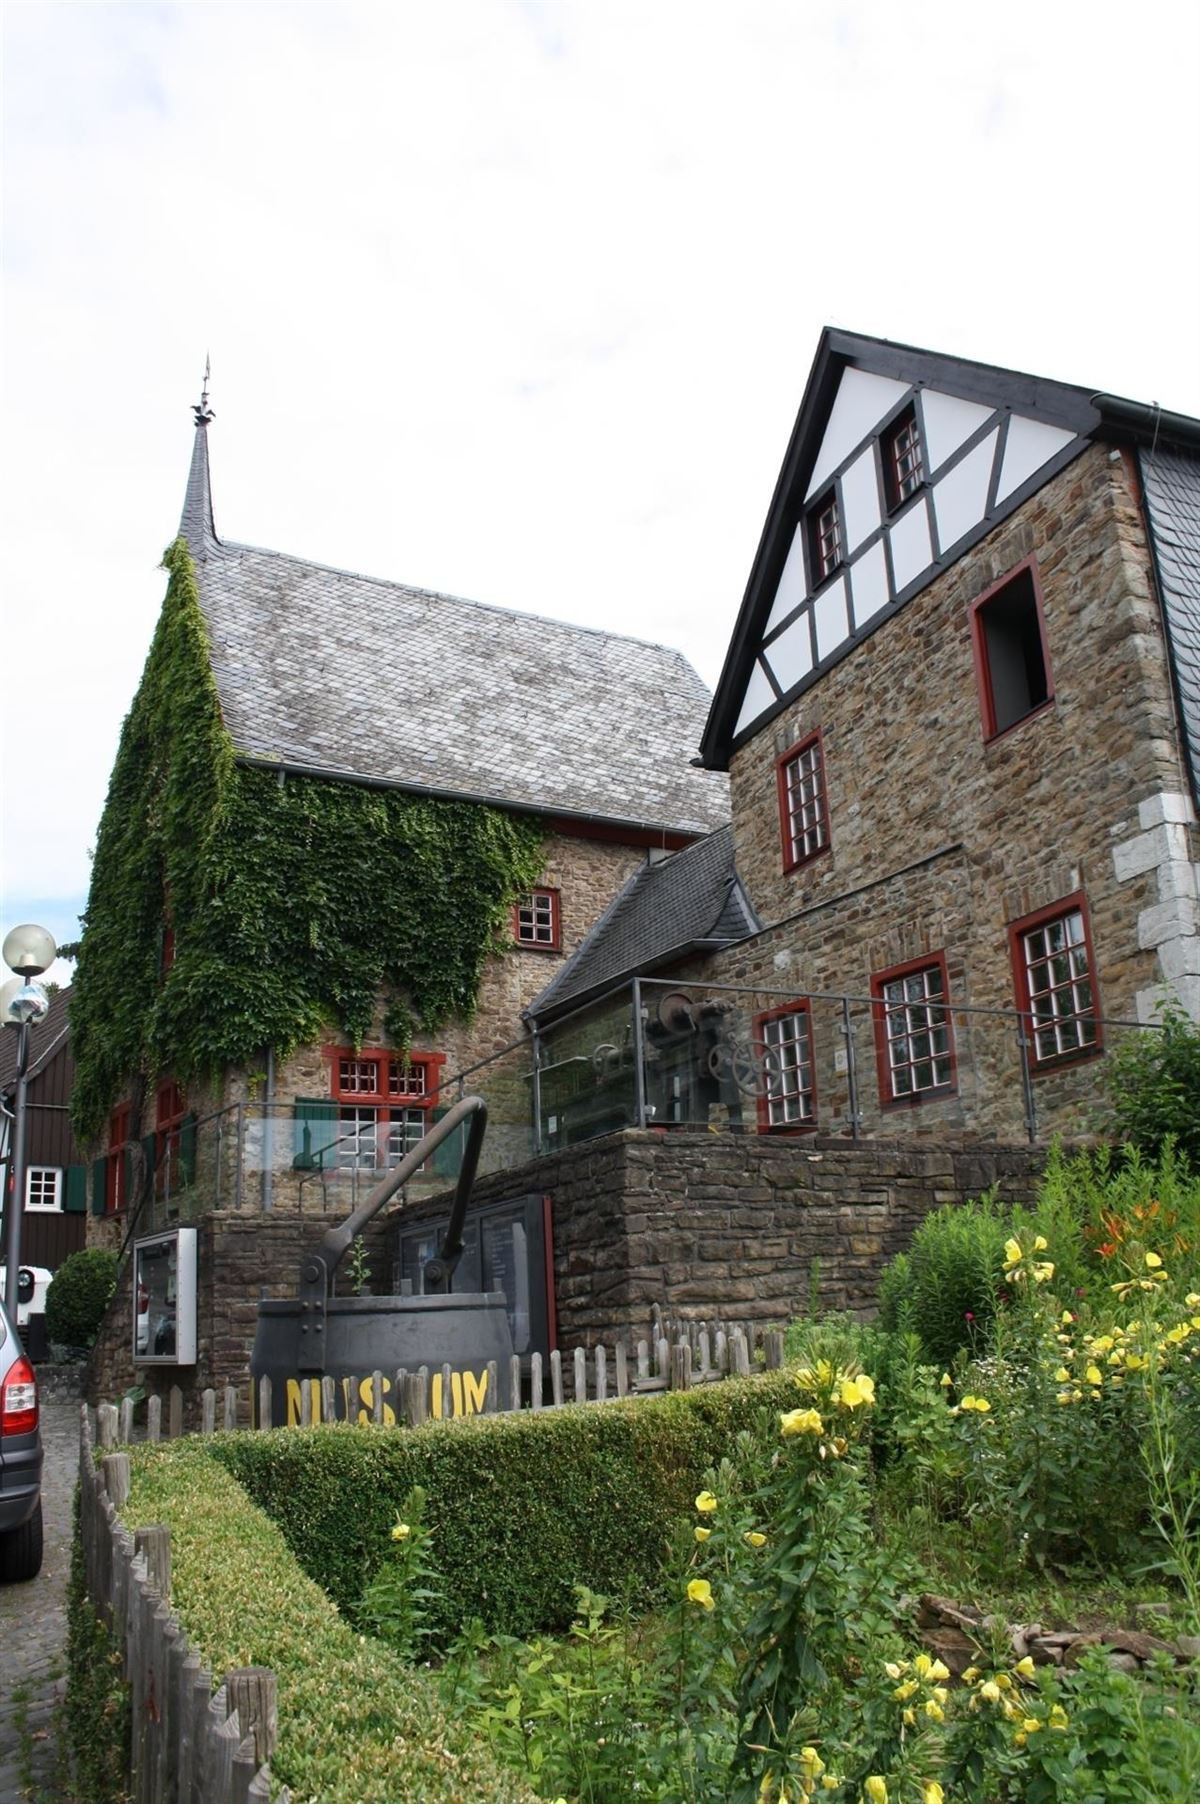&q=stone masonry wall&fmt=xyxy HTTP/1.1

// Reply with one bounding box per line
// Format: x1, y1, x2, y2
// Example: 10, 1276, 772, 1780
718, 444, 1199, 1141
87, 1130, 1044, 1422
